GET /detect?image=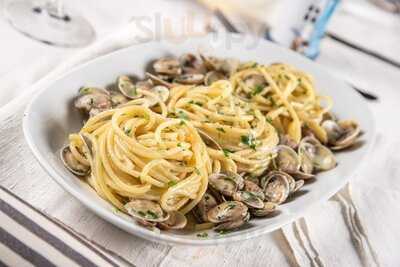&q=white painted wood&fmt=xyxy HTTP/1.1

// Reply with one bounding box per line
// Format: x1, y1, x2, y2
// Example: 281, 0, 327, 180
0, 0, 400, 266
